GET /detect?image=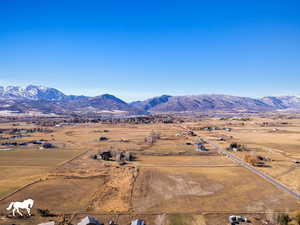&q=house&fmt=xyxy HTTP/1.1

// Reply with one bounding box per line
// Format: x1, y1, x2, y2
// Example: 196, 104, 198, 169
224, 127, 232, 132
229, 215, 249, 225
125, 152, 134, 161
38, 222, 55, 225
131, 219, 145, 225
196, 143, 209, 152
187, 130, 197, 136
77, 216, 102, 225
42, 143, 56, 149
100, 151, 112, 161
